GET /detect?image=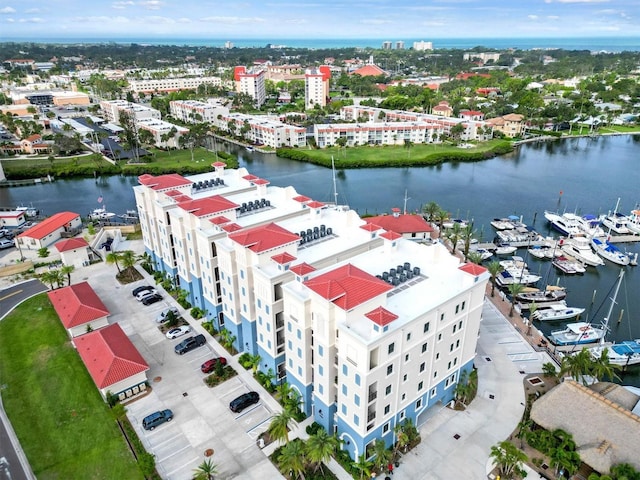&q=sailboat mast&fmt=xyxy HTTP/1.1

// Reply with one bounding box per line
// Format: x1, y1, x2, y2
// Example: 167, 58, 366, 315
403, 189, 410, 215
331, 156, 338, 206
600, 269, 624, 344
